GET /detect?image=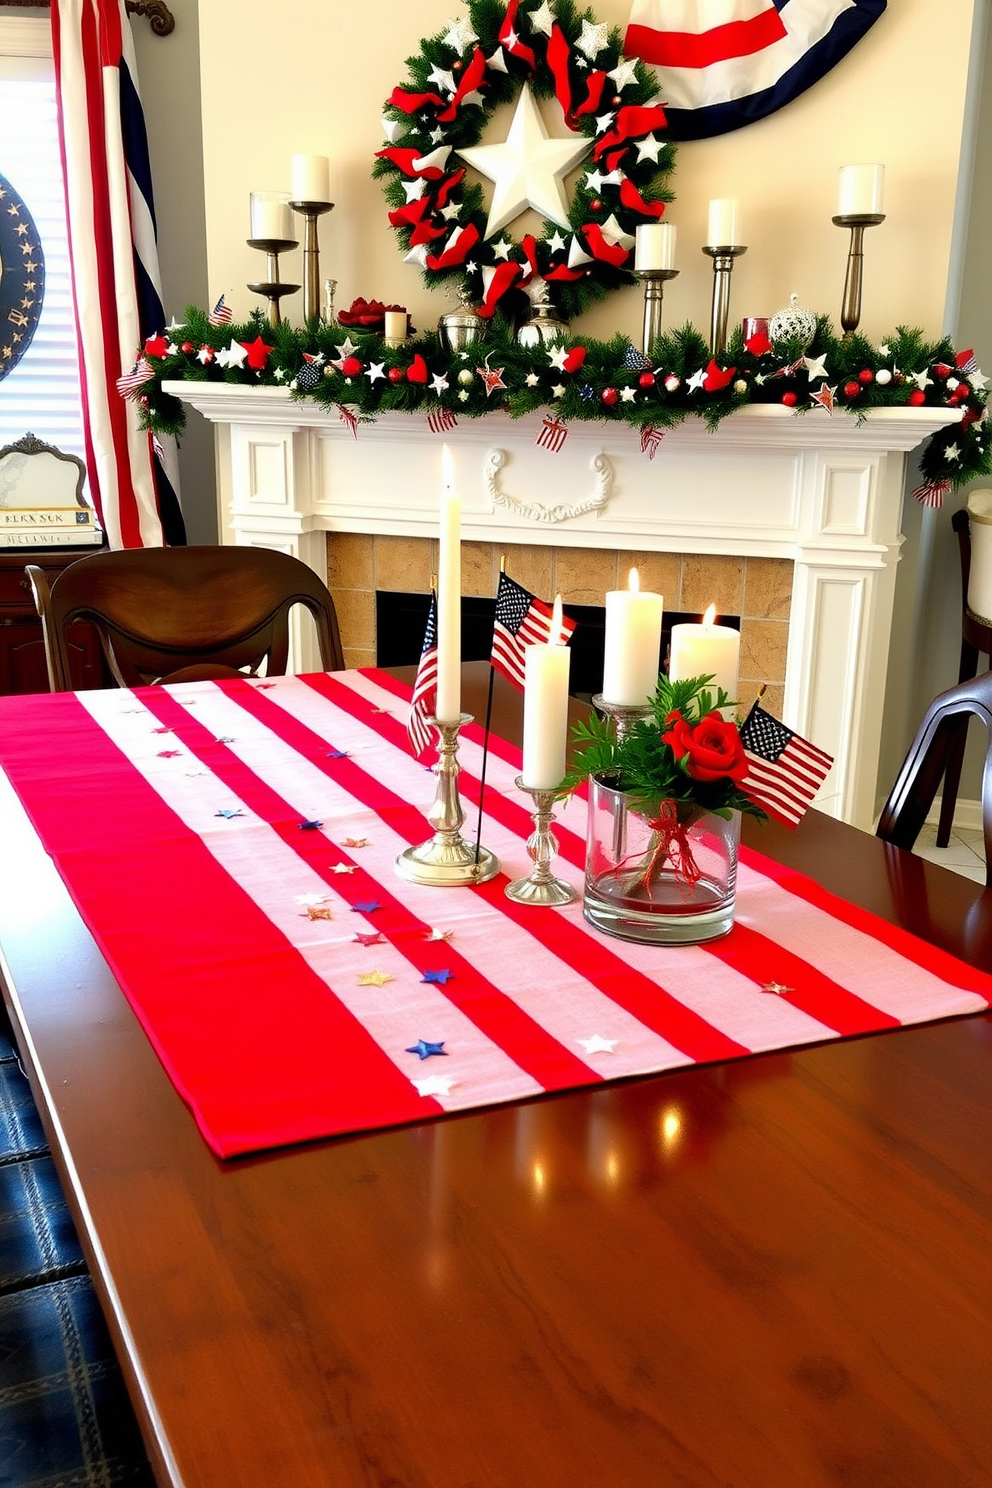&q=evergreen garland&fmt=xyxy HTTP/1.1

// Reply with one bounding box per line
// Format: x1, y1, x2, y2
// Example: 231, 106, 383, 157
134, 308, 991, 504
